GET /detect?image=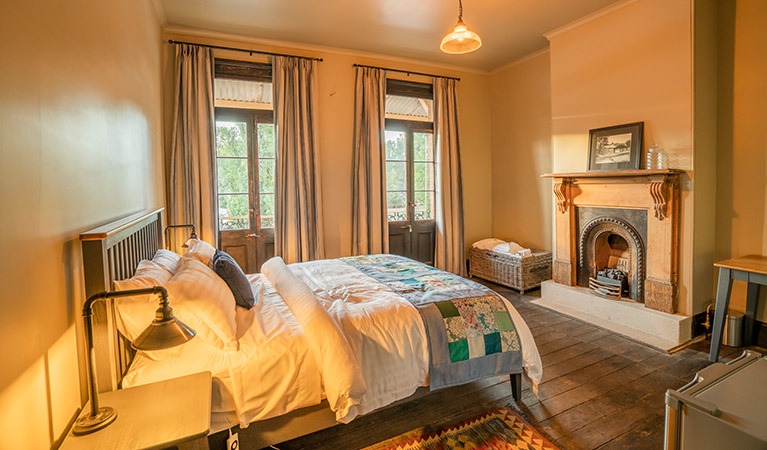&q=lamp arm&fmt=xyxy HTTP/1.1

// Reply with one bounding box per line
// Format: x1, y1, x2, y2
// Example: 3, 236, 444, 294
81, 286, 168, 418
164, 224, 198, 249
